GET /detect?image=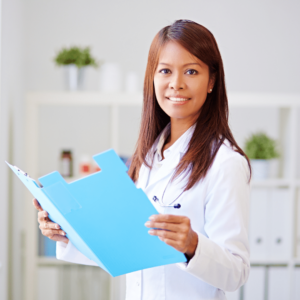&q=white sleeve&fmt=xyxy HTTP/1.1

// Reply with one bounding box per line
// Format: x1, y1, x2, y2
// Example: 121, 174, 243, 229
56, 241, 98, 266
177, 154, 251, 292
